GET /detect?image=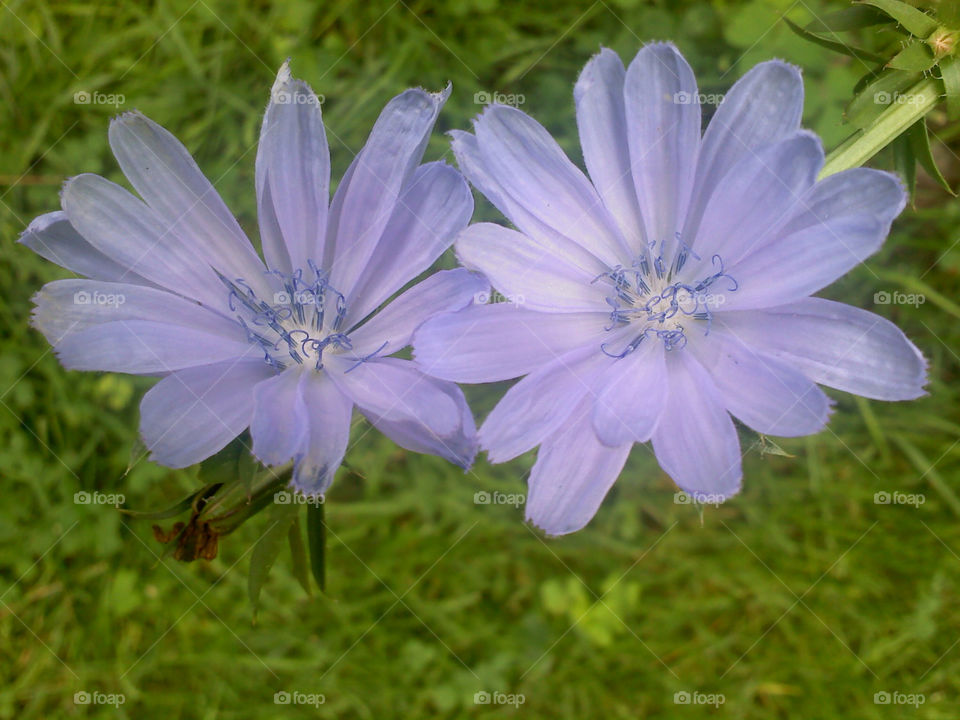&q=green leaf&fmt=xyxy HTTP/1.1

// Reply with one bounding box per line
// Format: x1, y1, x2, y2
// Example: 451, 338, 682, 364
892, 129, 917, 196
940, 55, 960, 120
907, 119, 954, 193
846, 69, 922, 128
288, 514, 312, 596
887, 41, 936, 72
858, 0, 937, 37
119, 485, 214, 520
805, 6, 891, 32
784, 18, 887, 63
248, 502, 299, 616
306, 501, 326, 594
